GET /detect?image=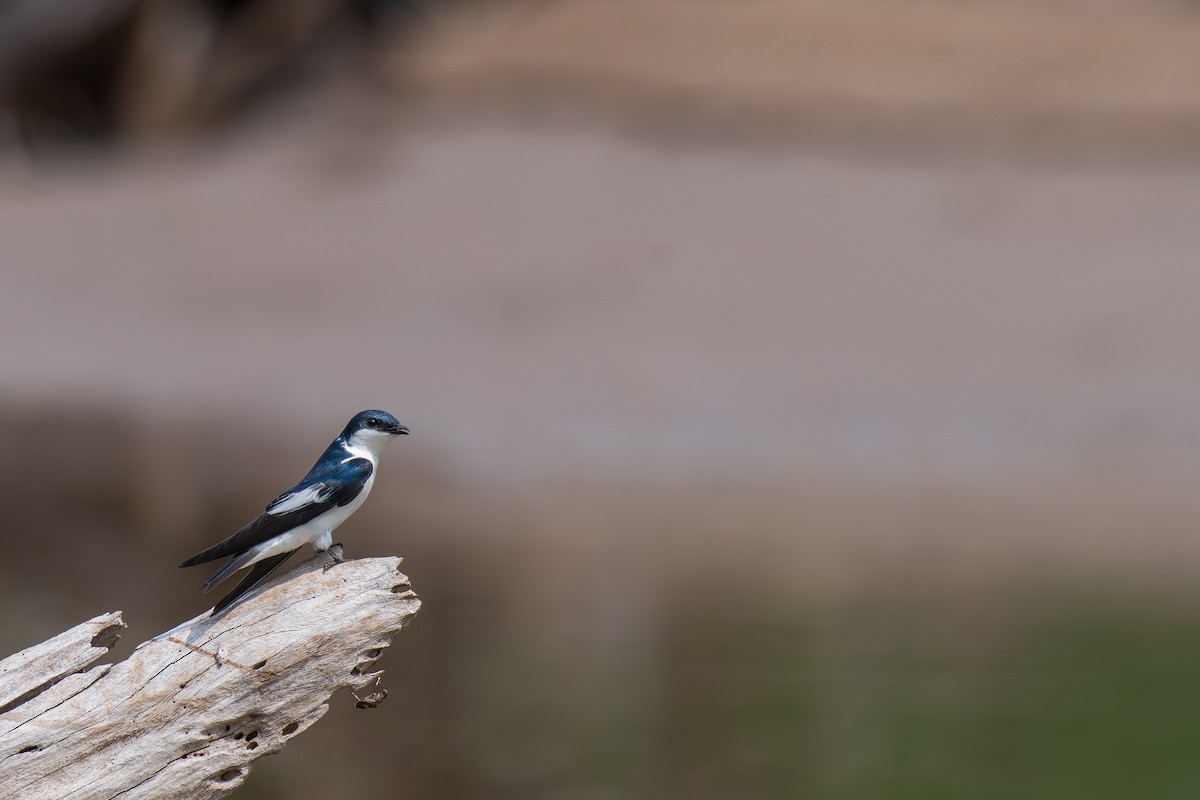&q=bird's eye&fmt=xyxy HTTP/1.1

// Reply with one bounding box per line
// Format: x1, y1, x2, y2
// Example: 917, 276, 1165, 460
367, 417, 380, 428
